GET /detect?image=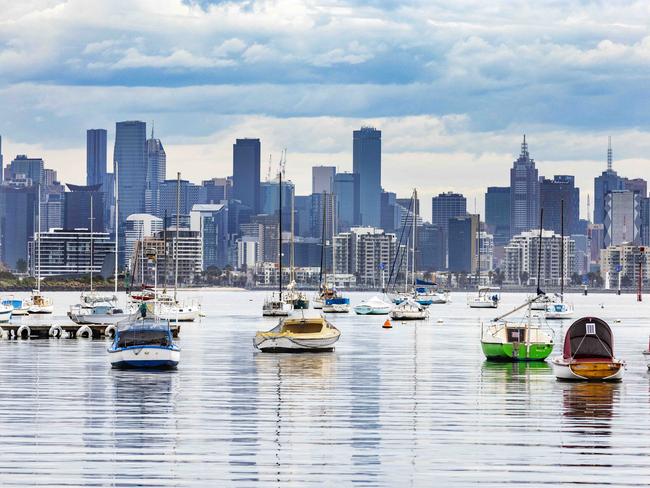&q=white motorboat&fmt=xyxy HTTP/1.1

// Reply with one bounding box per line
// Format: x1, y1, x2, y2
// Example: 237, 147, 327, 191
468, 287, 500, 309
552, 317, 624, 381
254, 315, 340, 352
262, 293, 291, 317
414, 286, 450, 305
389, 298, 429, 321
0, 303, 13, 323
2, 297, 30, 316
354, 296, 393, 315
108, 314, 179, 369
28, 291, 54, 314
154, 292, 200, 322
68, 293, 132, 325
545, 302, 575, 320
